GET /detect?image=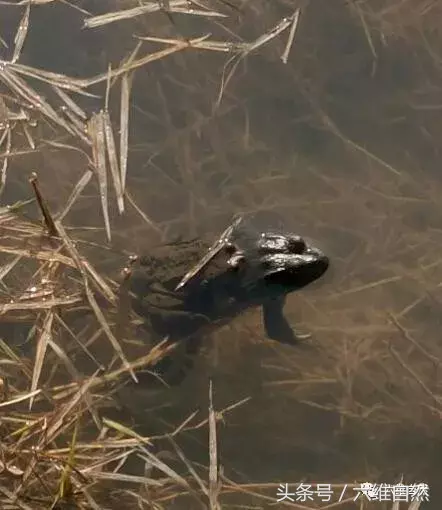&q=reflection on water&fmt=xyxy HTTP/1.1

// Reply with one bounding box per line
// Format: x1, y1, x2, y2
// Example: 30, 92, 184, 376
2, 0, 442, 507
